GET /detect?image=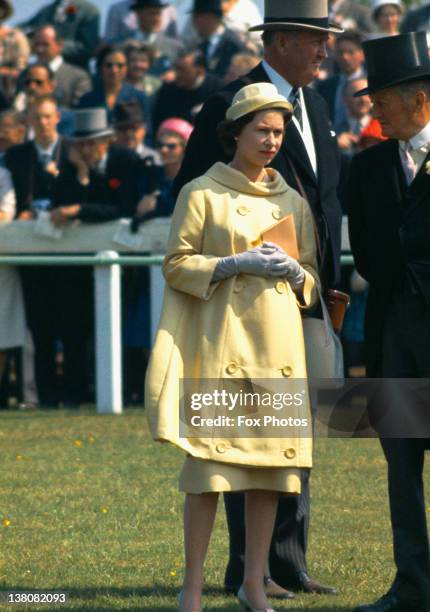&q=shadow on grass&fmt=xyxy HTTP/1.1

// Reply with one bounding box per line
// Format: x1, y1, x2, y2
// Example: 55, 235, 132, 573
0, 585, 354, 611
